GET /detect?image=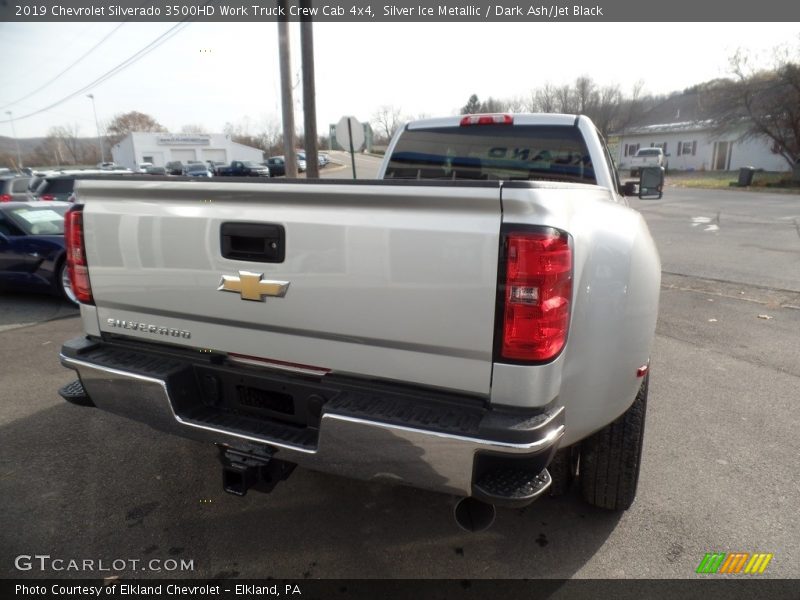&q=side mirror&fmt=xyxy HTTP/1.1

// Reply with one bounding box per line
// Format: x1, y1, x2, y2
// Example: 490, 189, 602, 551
639, 166, 664, 199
